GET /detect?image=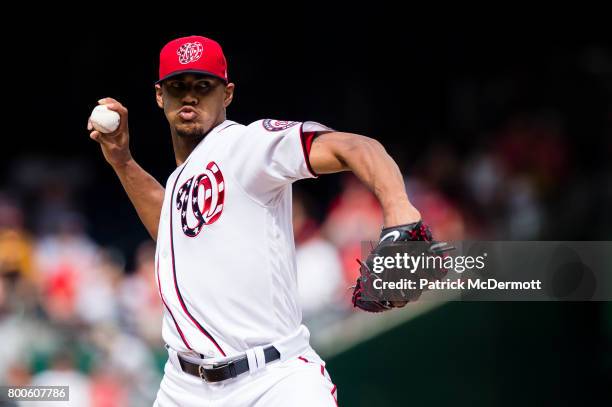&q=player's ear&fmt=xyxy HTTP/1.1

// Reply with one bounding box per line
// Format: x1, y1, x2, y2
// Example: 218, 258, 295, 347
155, 84, 164, 109
223, 82, 235, 108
